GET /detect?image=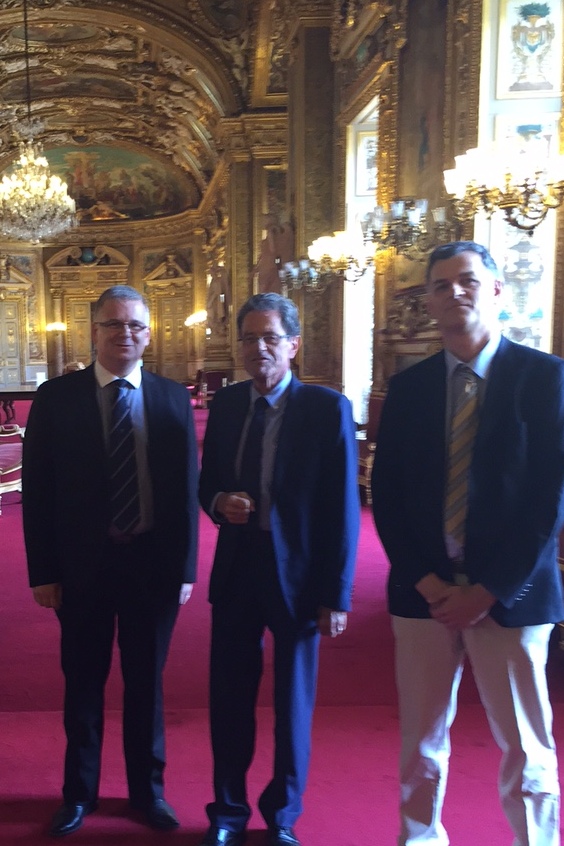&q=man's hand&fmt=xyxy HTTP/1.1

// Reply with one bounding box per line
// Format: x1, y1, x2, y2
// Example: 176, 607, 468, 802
318, 607, 348, 638
429, 584, 495, 630
415, 573, 451, 605
32, 583, 62, 611
216, 491, 255, 524
179, 583, 194, 605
